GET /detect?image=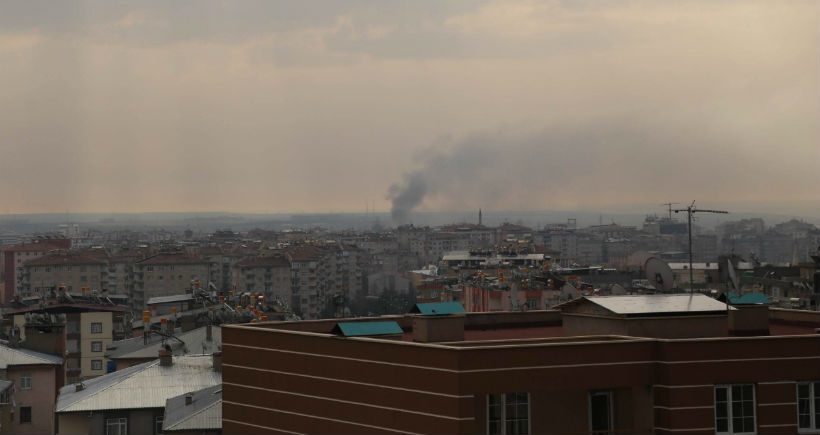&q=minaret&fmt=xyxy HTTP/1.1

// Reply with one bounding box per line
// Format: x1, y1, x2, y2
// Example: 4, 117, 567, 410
479, 209, 482, 226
